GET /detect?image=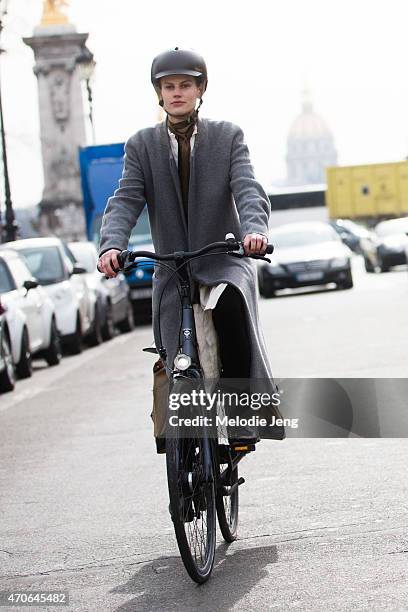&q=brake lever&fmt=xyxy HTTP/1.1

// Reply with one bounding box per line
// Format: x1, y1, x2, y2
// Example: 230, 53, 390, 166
250, 254, 271, 263
117, 250, 129, 270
